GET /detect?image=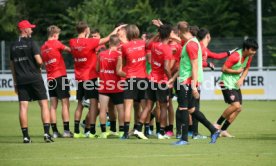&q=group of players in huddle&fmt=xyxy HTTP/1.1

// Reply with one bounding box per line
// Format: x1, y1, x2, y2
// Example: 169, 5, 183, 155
10, 19, 258, 144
